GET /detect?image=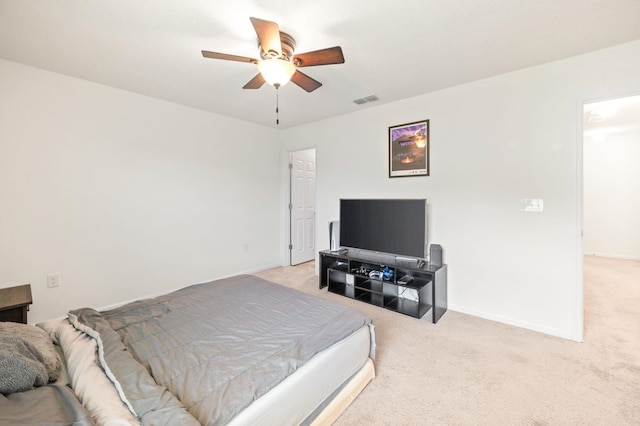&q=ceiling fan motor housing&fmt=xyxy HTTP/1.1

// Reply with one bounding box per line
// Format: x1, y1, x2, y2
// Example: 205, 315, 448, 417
260, 32, 296, 61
